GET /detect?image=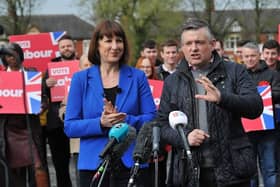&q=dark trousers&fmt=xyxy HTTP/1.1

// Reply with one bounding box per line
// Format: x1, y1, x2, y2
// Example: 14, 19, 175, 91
46, 127, 72, 187
80, 163, 152, 187
200, 168, 250, 187
9, 166, 36, 187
